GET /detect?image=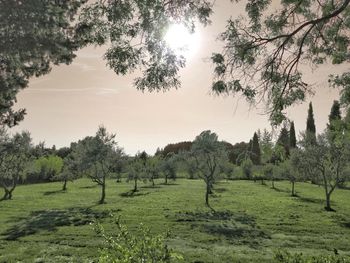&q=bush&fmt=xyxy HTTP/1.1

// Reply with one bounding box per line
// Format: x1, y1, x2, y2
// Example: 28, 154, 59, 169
94, 216, 183, 263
